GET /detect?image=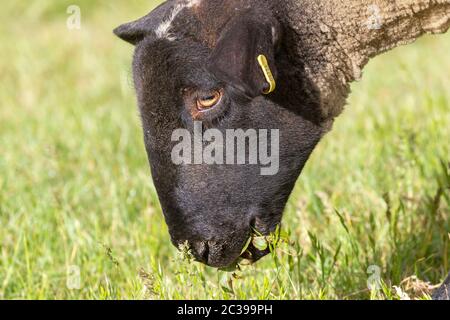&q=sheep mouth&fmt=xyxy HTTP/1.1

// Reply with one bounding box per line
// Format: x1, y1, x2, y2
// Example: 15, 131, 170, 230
237, 226, 280, 264
217, 243, 270, 272
239, 242, 270, 262
216, 233, 273, 271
